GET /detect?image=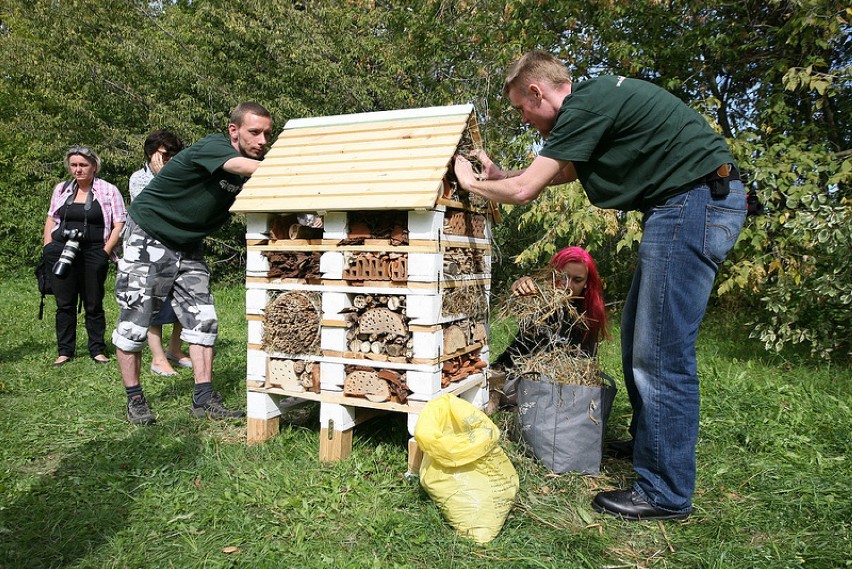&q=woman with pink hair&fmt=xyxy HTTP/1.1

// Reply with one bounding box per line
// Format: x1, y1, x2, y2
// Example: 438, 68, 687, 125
489, 246, 610, 411
500, 245, 608, 356
547, 245, 609, 349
